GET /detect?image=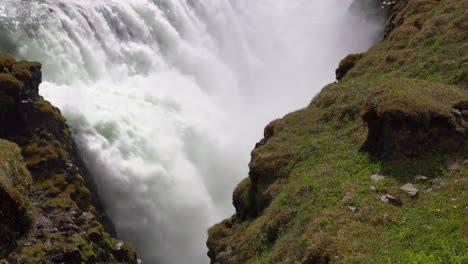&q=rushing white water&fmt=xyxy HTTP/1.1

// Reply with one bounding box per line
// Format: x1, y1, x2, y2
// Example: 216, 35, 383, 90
0, 0, 381, 263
